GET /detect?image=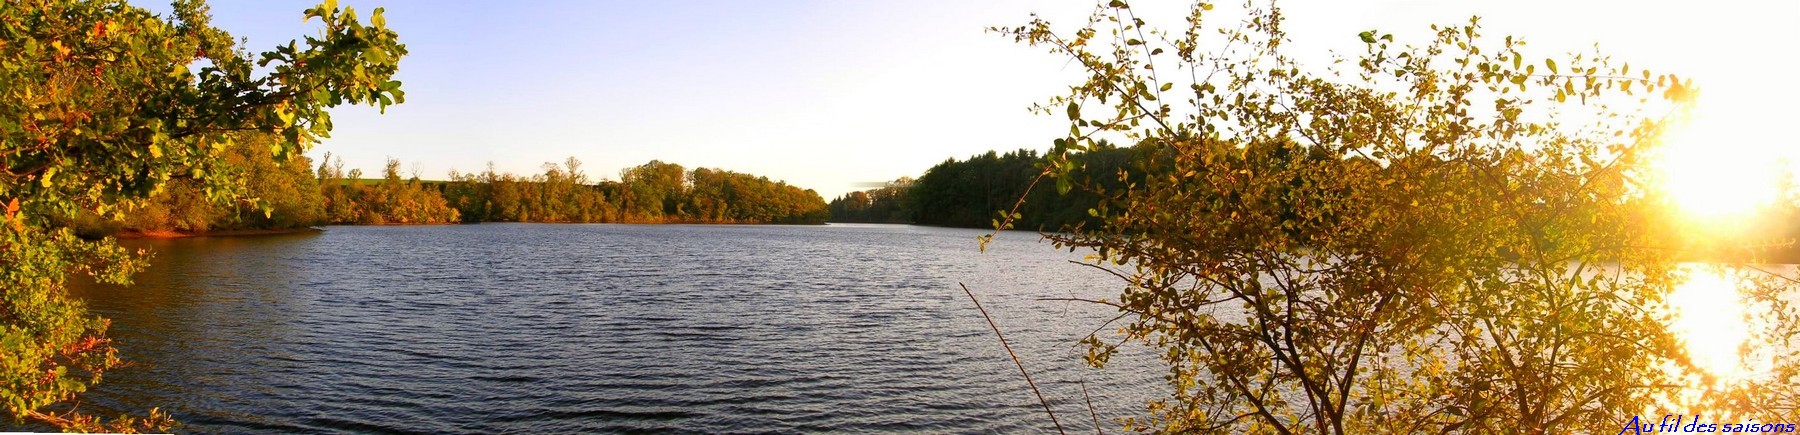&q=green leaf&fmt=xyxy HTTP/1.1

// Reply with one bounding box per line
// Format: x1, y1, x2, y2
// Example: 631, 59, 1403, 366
1067, 102, 1081, 121
1546, 58, 1558, 74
